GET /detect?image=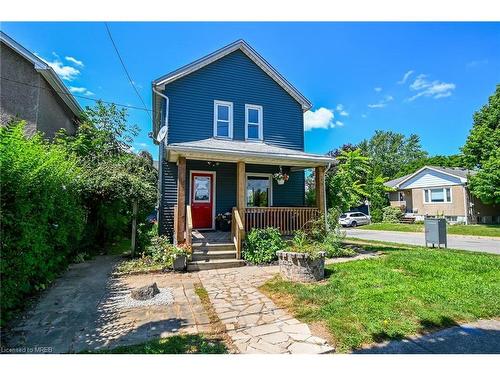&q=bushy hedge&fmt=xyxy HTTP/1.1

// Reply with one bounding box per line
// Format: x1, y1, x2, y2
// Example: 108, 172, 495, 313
243, 227, 285, 264
382, 206, 404, 223
0, 124, 86, 324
